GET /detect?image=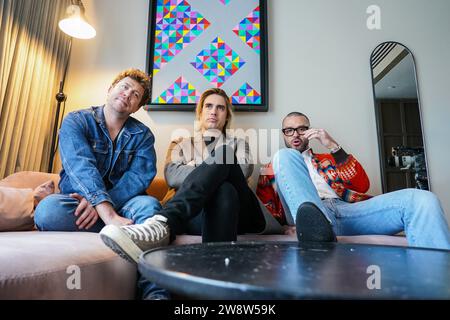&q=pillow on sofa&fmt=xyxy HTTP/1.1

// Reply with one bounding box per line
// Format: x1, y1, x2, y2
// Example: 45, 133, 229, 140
0, 186, 35, 231
0, 171, 59, 232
